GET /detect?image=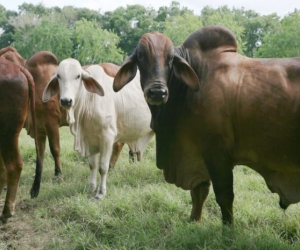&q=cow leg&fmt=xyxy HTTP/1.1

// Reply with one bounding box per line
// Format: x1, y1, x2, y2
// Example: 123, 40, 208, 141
36, 131, 46, 172
0, 139, 23, 223
88, 154, 99, 193
109, 142, 124, 169
204, 154, 234, 226
95, 139, 113, 200
45, 125, 62, 176
0, 152, 6, 195
214, 172, 234, 226
190, 180, 211, 222
129, 150, 135, 163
